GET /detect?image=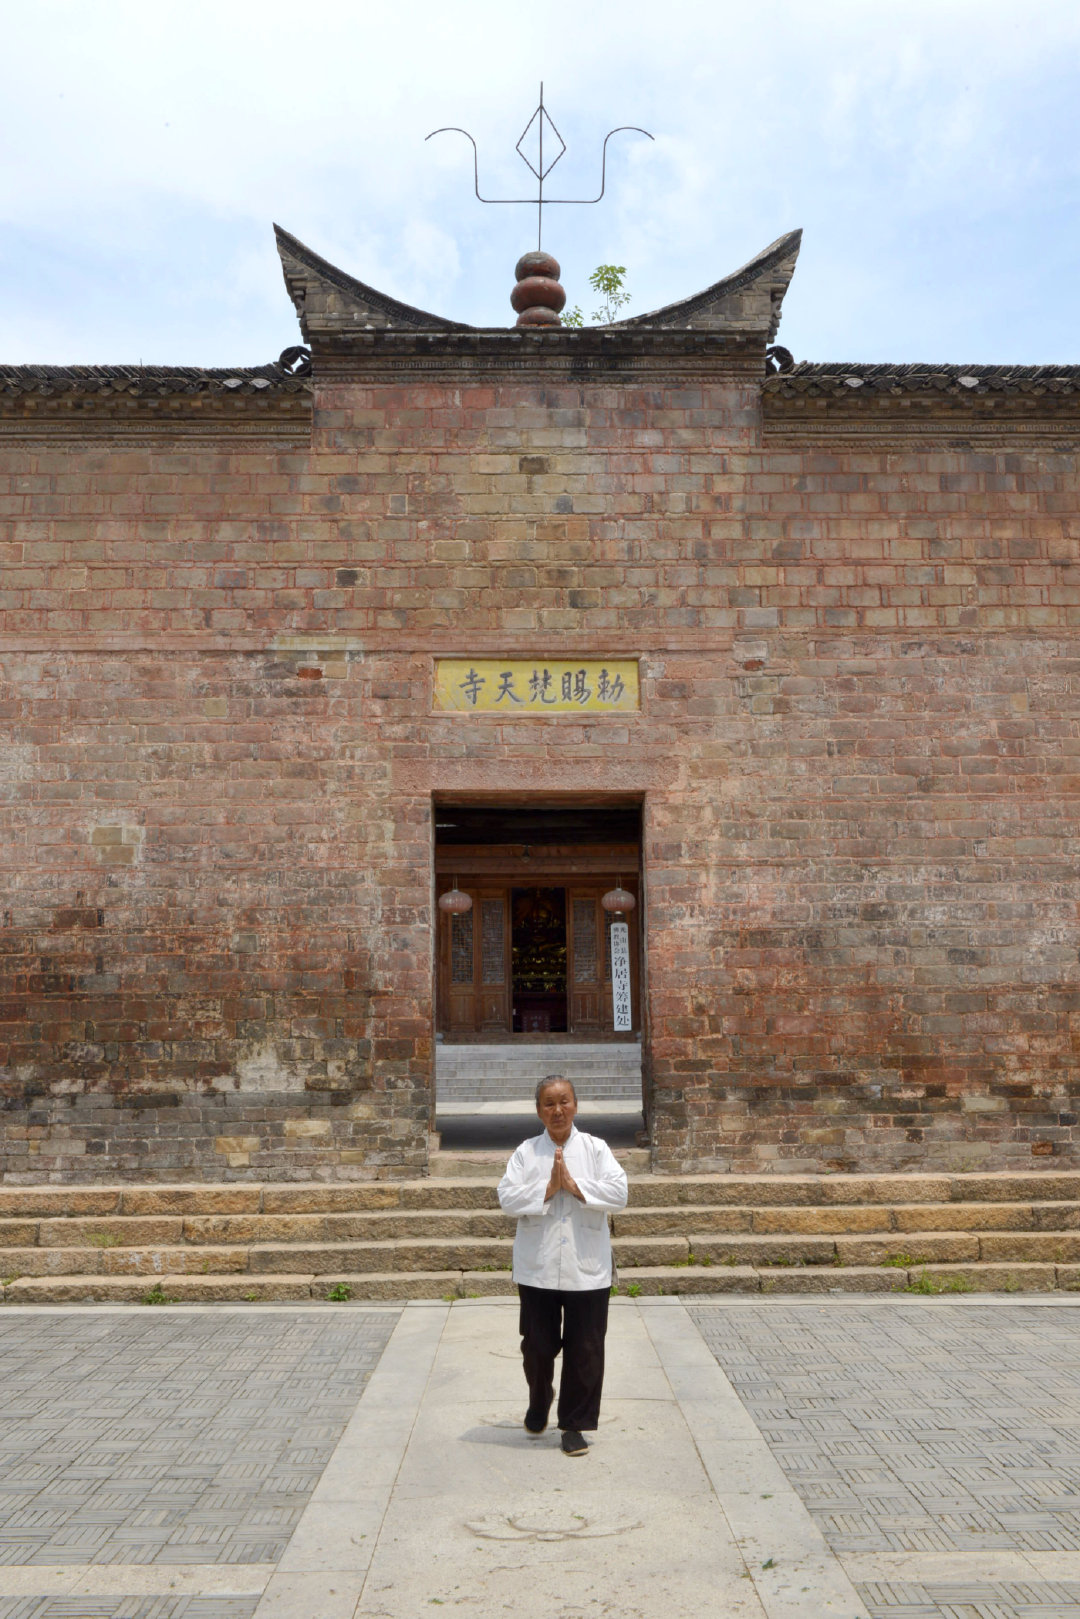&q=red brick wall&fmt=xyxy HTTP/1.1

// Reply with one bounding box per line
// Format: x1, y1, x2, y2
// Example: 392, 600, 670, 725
2, 372, 1079, 1177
